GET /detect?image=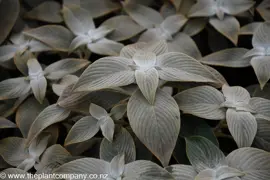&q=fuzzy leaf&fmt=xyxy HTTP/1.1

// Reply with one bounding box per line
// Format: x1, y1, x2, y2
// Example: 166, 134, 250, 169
226, 109, 257, 147
157, 52, 216, 83
0, 45, 18, 62
160, 14, 187, 35
174, 86, 226, 120
183, 18, 208, 36
250, 56, 270, 89
186, 136, 226, 172
200, 48, 250, 67
250, 97, 270, 121
252, 22, 270, 48
87, 38, 124, 56
16, 97, 49, 138
80, 0, 121, 18
240, 22, 263, 35
209, 16, 240, 45
24, 25, 74, 52
123, 160, 174, 179
24, 1, 63, 23
0, 137, 28, 167
135, 68, 159, 104
127, 88, 180, 166
166, 165, 197, 180
62, 6, 95, 36
74, 56, 135, 92
168, 33, 202, 59
44, 58, 89, 80
100, 127, 136, 163
227, 147, 270, 180
221, 0, 255, 15
27, 59, 47, 104
101, 15, 144, 41
14, 51, 35, 76
0, 77, 31, 100
27, 104, 70, 145
188, 0, 216, 17
123, 2, 163, 29
65, 116, 100, 146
